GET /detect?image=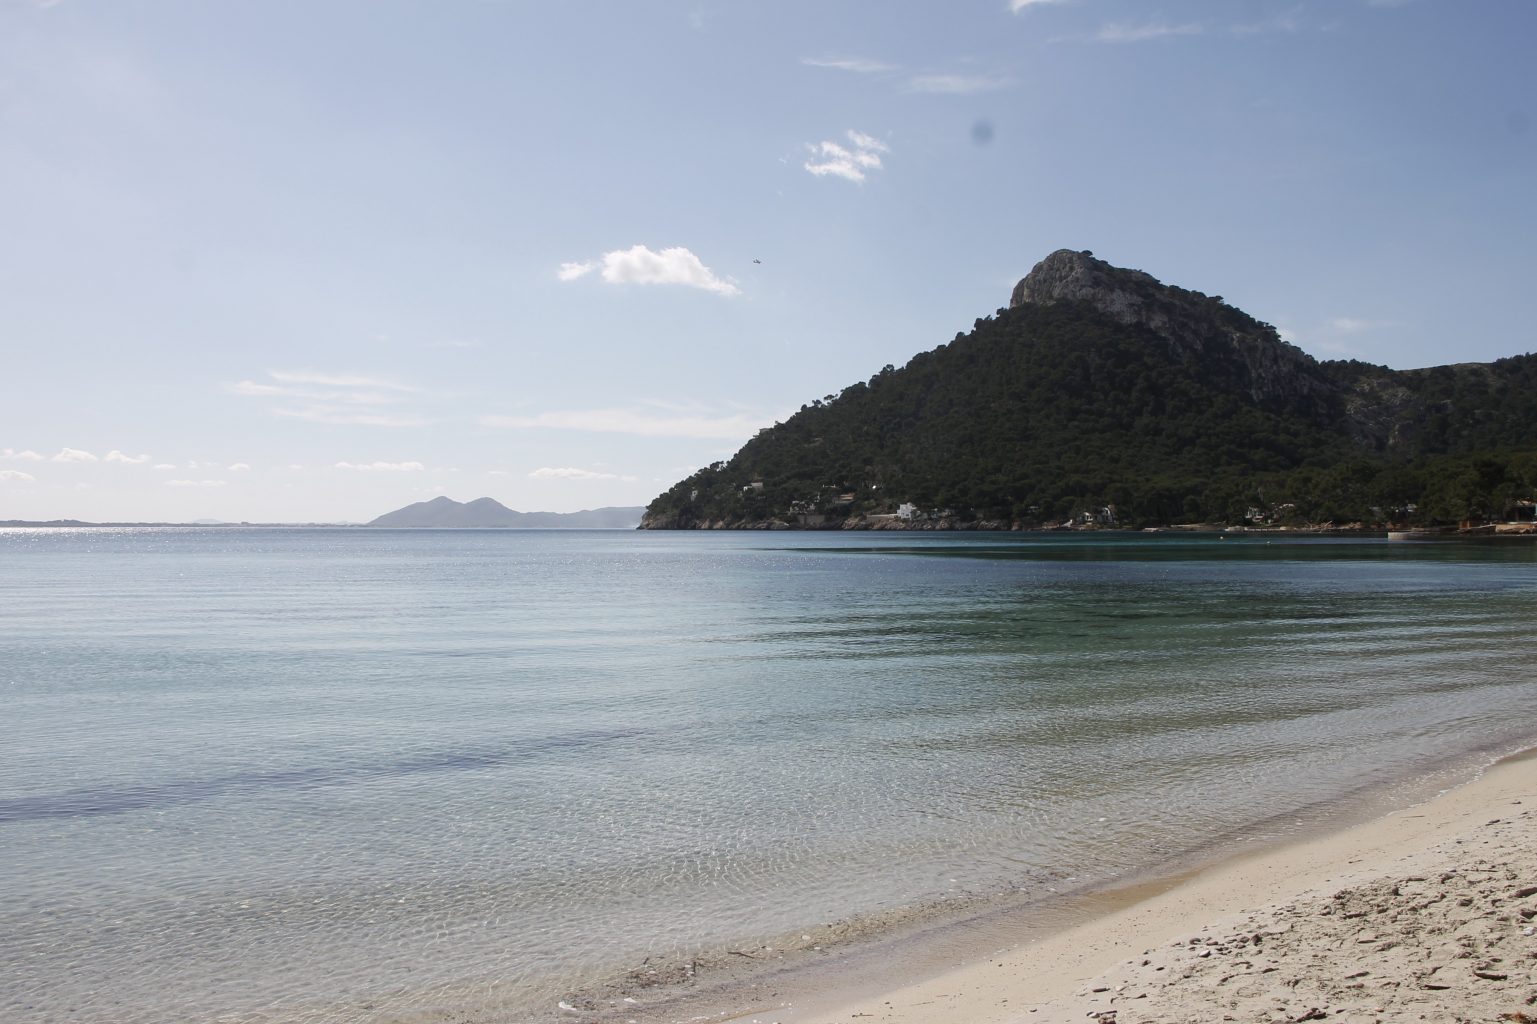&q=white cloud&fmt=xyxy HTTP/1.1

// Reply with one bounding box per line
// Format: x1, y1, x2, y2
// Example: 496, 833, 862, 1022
1011, 0, 1068, 9
528, 467, 638, 482
52, 448, 98, 463
906, 74, 1009, 94
481, 405, 772, 440
804, 129, 889, 183
594, 245, 740, 296
153, 463, 177, 471
228, 462, 251, 471
166, 479, 227, 488
801, 55, 897, 73
334, 460, 426, 472
846, 130, 886, 152
557, 260, 597, 281
559, 247, 740, 296
1096, 22, 1205, 43
2, 448, 44, 461
0, 469, 36, 483
105, 450, 151, 464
